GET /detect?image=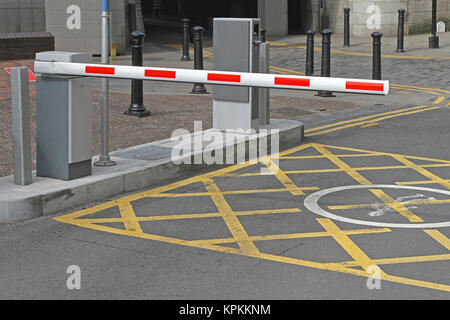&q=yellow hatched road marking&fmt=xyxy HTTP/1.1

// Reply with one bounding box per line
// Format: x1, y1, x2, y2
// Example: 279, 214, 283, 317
187, 227, 391, 245
260, 157, 307, 196
316, 218, 386, 273
423, 230, 450, 250
392, 155, 450, 190
330, 253, 450, 267
368, 189, 424, 222
118, 201, 143, 234
329, 198, 450, 210
75, 208, 302, 225
203, 178, 260, 256
396, 179, 450, 186
55, 111, 450, 293
313, 144, 424, 222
